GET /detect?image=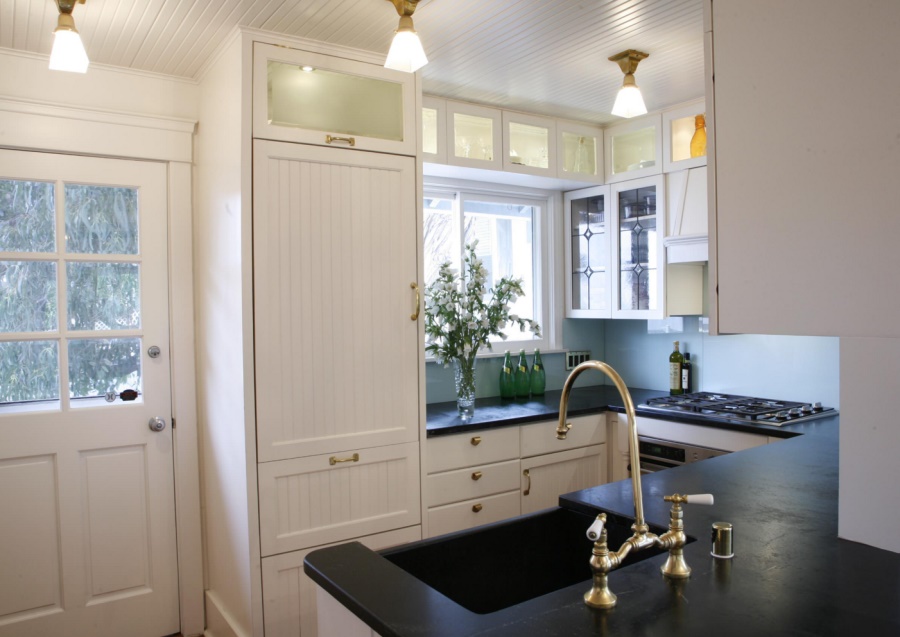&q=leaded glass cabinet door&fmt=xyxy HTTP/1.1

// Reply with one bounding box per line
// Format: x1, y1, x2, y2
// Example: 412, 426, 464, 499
612, 175, 666, 319
564, 186, 611, 318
